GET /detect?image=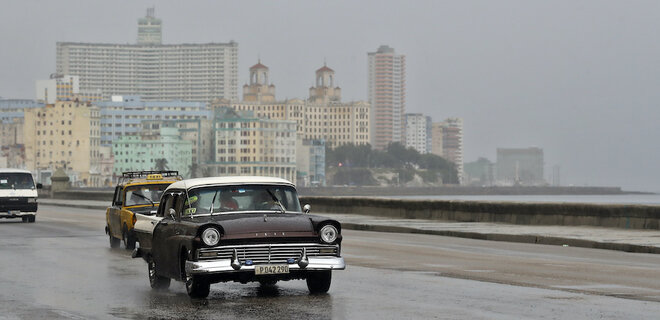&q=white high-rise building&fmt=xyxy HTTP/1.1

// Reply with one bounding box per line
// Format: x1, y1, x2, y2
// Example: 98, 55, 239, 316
405, 113, 431, 154
56, 10, 238, 102
368, 45, 406, 150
